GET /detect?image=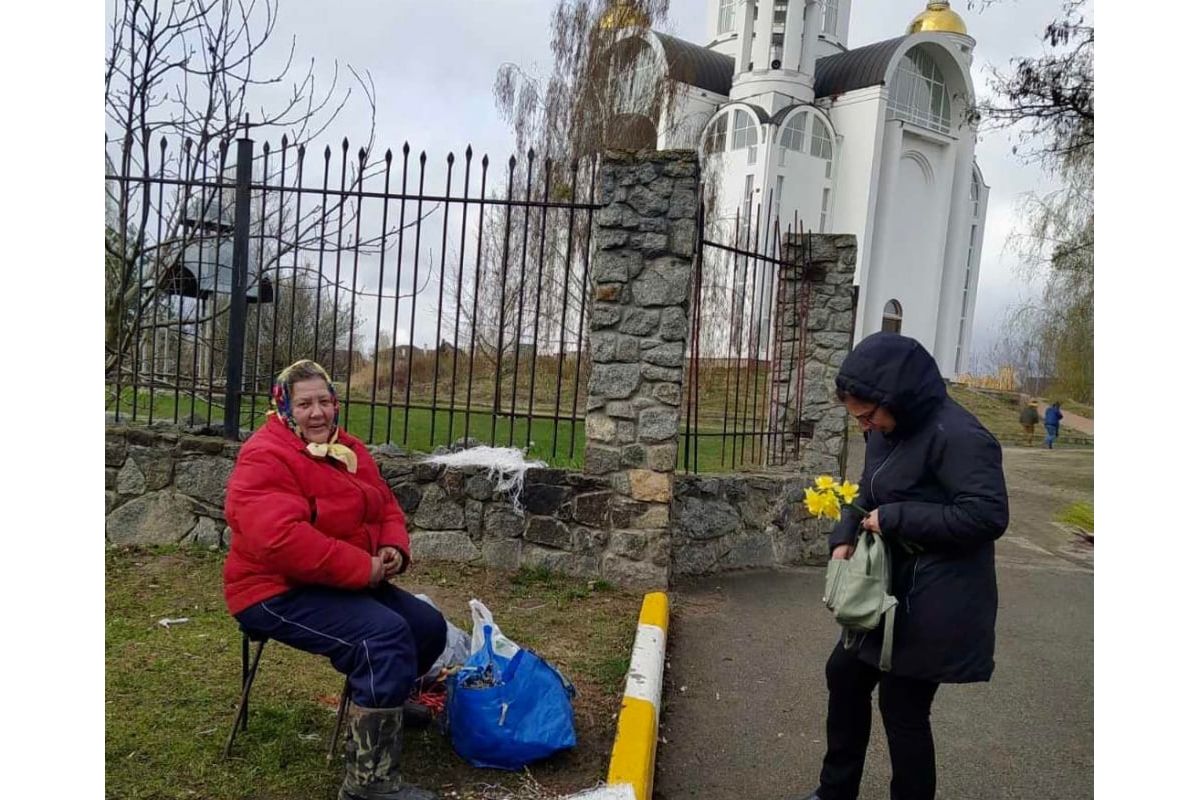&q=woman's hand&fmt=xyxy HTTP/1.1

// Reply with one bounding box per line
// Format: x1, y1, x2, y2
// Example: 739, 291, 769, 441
832, 544, 855, 560
861, 509, 881, 534
368, 556, 386, 587
378, 546, 406, 578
